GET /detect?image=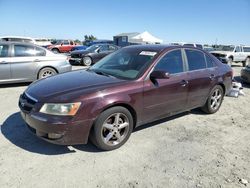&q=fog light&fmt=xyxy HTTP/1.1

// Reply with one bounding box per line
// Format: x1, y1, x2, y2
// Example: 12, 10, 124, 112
48, 133, 63, 139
